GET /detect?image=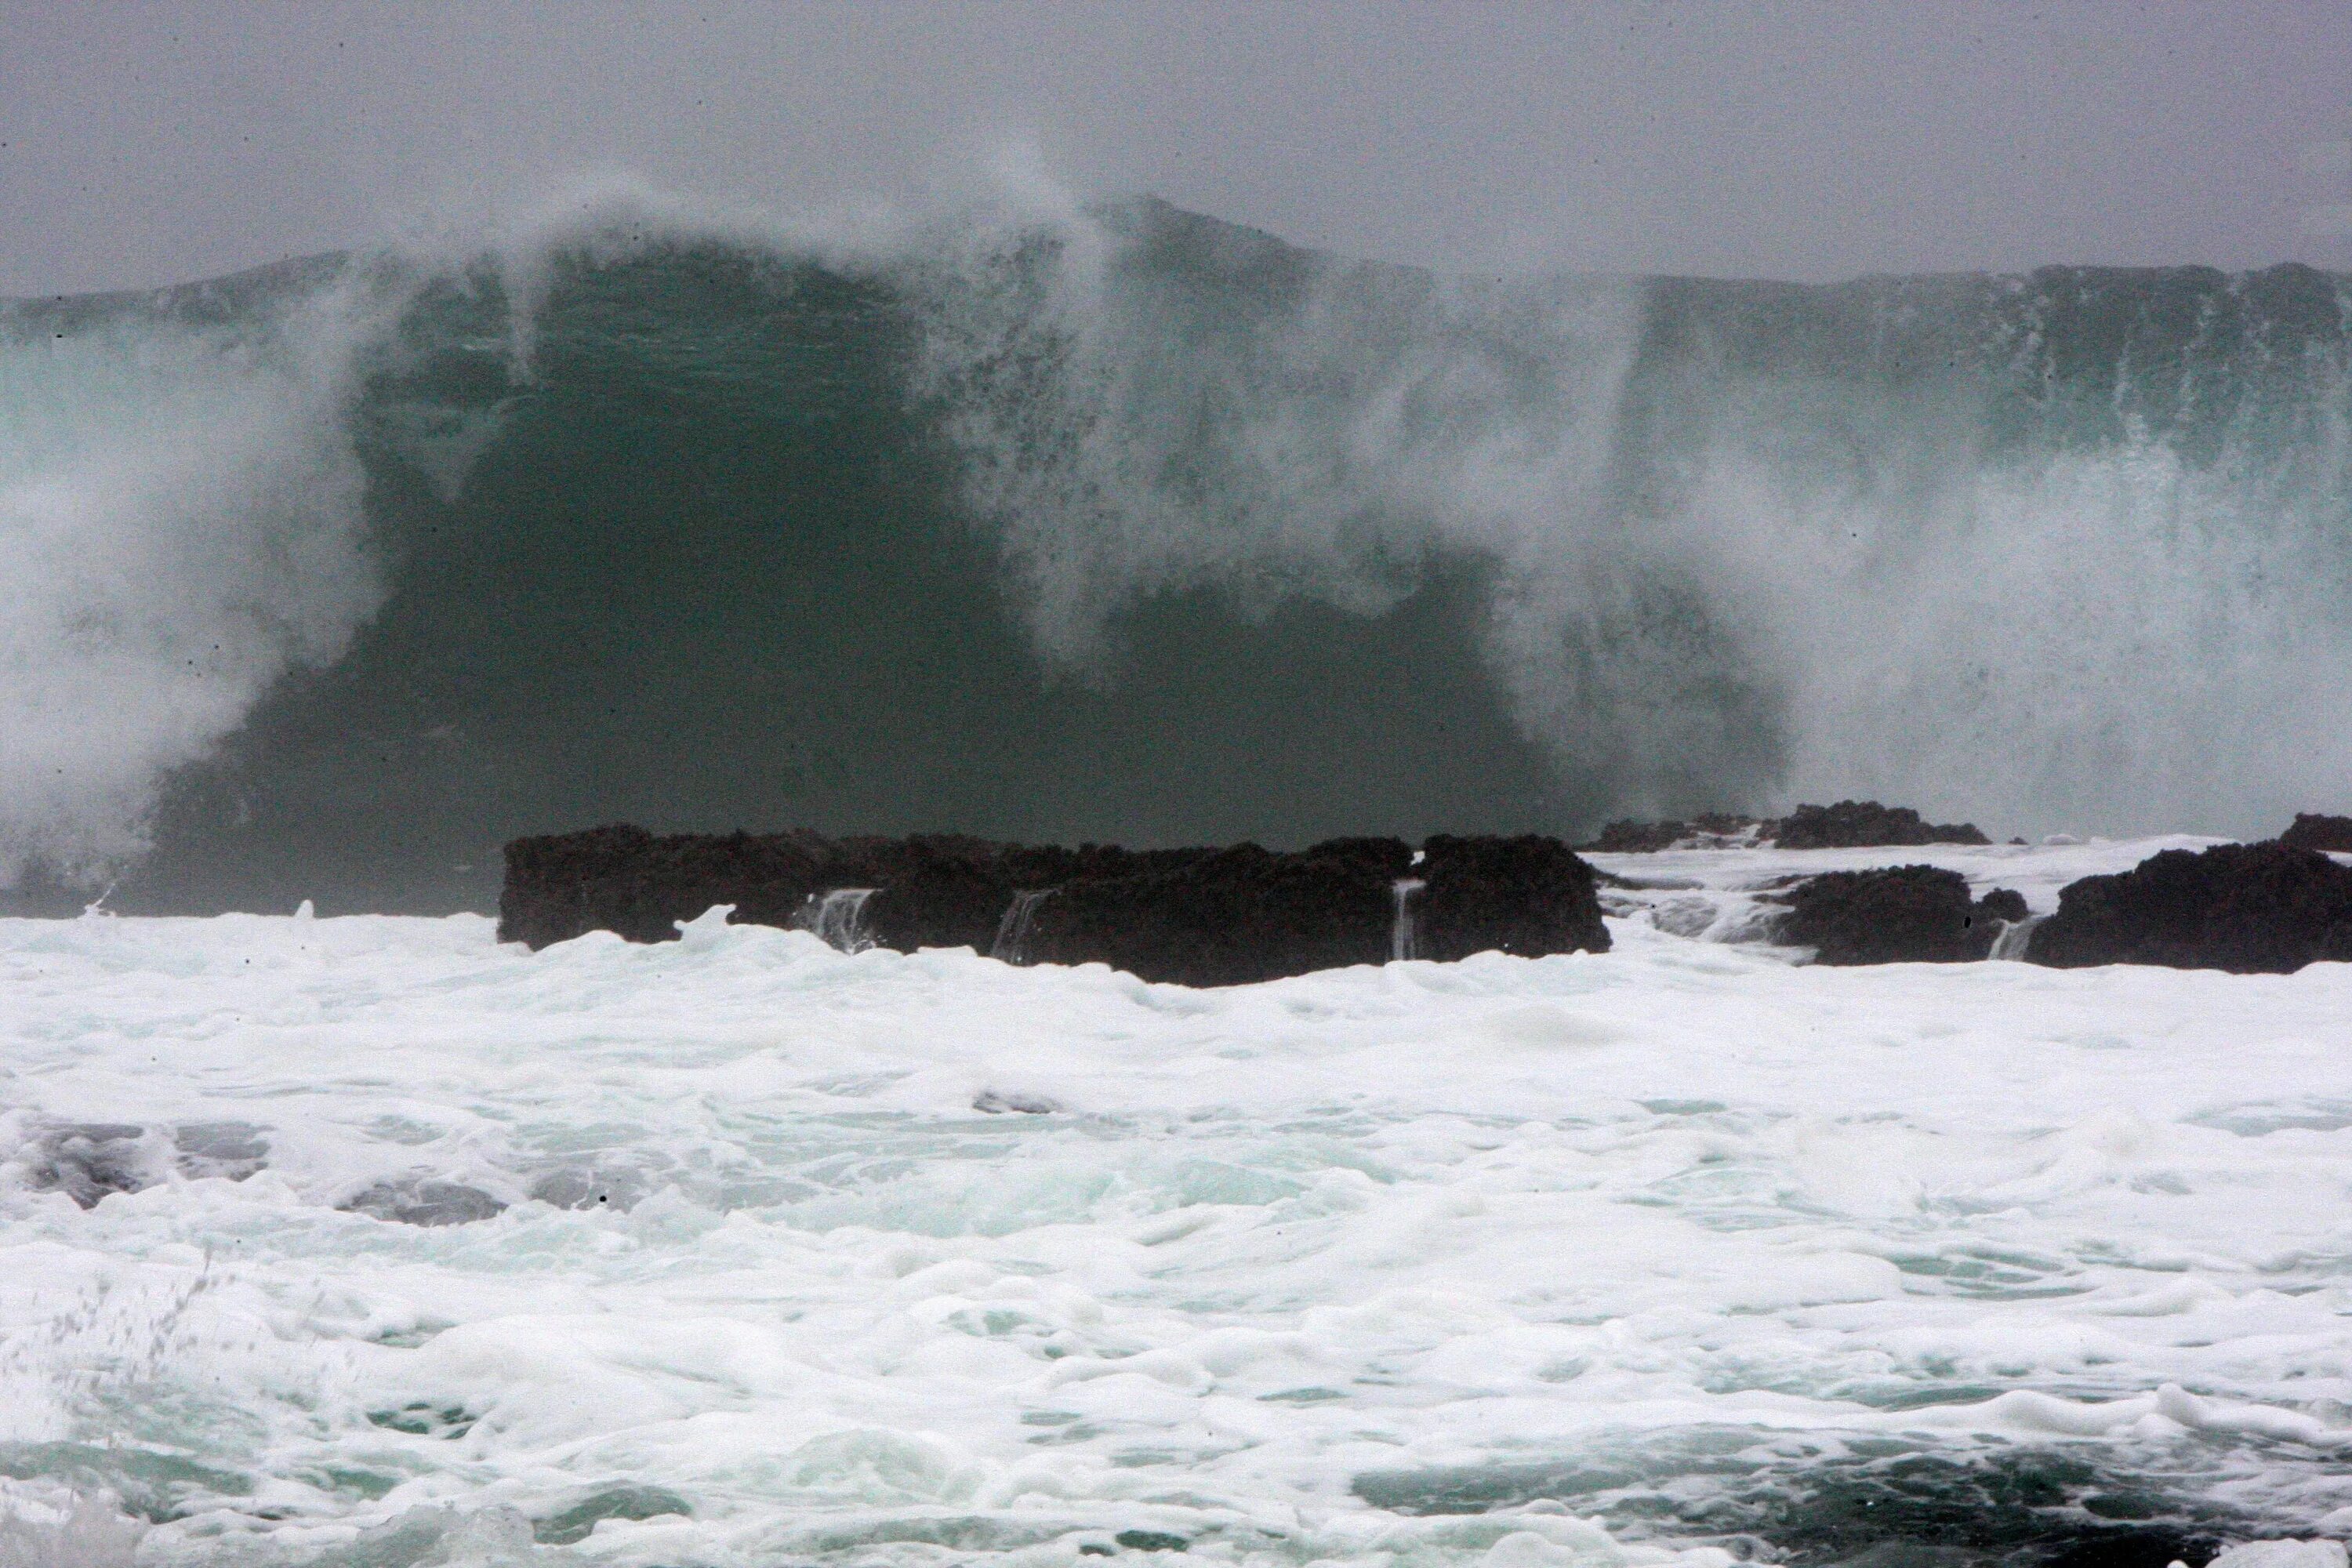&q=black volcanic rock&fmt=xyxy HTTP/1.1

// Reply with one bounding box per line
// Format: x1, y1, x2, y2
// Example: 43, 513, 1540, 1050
498, 824, 827, 947
1581, 818, 1686, 854
498, 826, 1202, 953
1022, 838, 1412, 986
500, 826, 1610, 984
2029, 841, 2352, 974
829, 836, 1170, 953
2279, 813, 2352, 853
1580, 803, 1987, 854
1976, 887, 2030, 925
1773, 800, 1990, 850
1773, 866, 2026, 965
1415, 835, 1610, 960
1581, 814, 1773, 853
